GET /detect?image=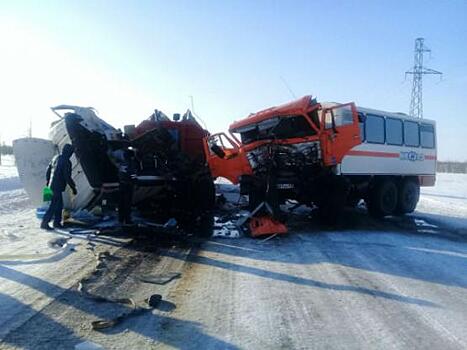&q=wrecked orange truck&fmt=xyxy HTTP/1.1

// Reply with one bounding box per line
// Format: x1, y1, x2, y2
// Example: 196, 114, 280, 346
204, 96, 437, 221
